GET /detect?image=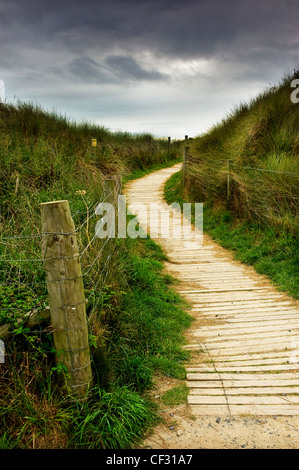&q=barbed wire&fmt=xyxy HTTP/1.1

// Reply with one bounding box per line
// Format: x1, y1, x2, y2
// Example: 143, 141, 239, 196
0, 187, 116, 243
0, 182, 120, 342
230, 162, 299, 176
226, 162, 299, 205
82, 237, 111, 277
